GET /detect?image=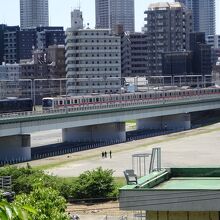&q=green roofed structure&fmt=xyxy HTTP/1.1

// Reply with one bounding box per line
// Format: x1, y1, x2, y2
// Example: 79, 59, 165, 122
119, 168, 220, 220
